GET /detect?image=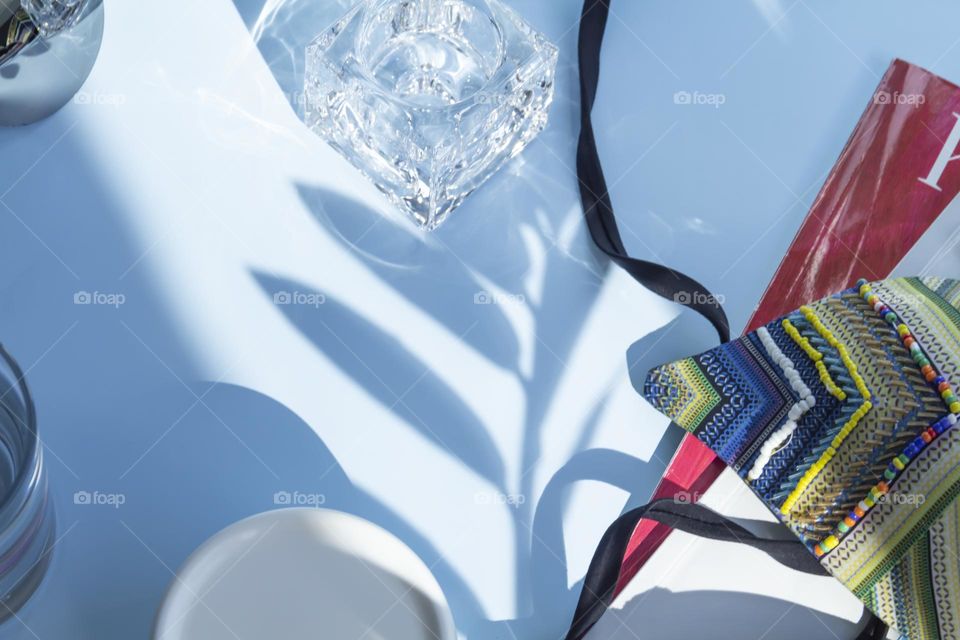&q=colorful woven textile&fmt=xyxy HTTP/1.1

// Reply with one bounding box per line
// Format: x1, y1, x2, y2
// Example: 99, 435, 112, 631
644, 277, 960, 640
